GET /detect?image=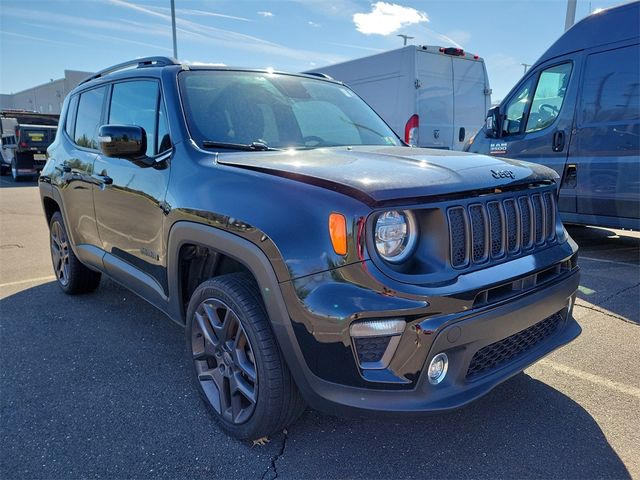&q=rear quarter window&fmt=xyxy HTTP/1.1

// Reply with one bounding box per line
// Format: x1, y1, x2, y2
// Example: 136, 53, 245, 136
74, 86, 107, 149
